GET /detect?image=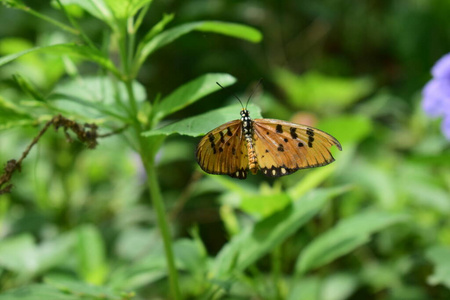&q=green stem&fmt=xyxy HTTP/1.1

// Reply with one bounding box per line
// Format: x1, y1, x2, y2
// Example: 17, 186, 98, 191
143, 158, 182, 300
19, 5, 79, 35
55, 0, 97, 49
